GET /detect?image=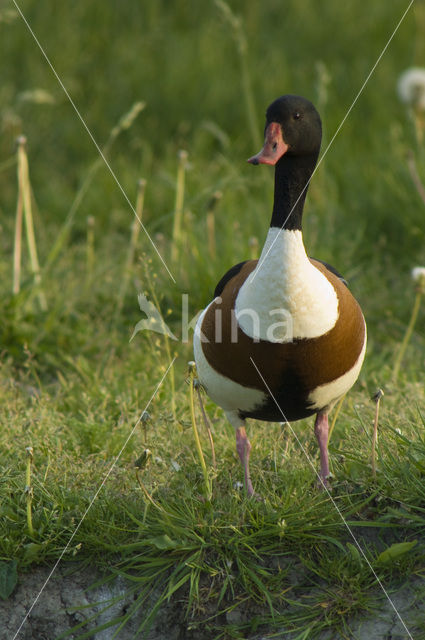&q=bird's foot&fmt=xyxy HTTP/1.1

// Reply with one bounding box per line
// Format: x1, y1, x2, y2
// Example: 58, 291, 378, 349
234, 479, 264, 501
246, 480, 266, 502
251, 491, 265, 502
316, 472, 333, 491
246, 478, 255, 497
